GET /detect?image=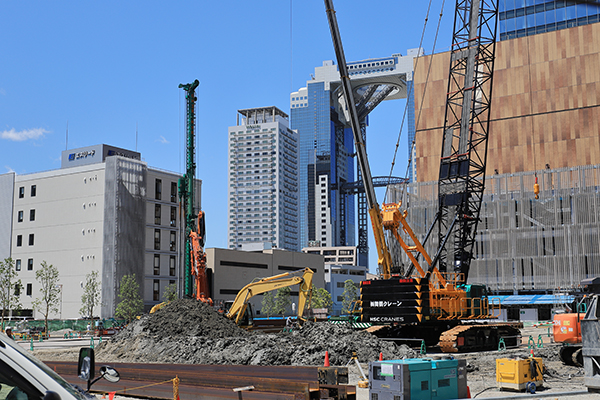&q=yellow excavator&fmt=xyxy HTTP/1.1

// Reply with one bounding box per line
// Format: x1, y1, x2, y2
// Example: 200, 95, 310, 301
225, 267, 314, 329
